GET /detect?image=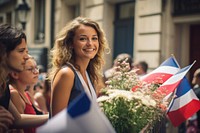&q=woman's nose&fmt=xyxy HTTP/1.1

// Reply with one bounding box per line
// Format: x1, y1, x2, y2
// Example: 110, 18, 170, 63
86, 39, 92, 46
24, 52, 30, 61
33, 67, 40, 74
